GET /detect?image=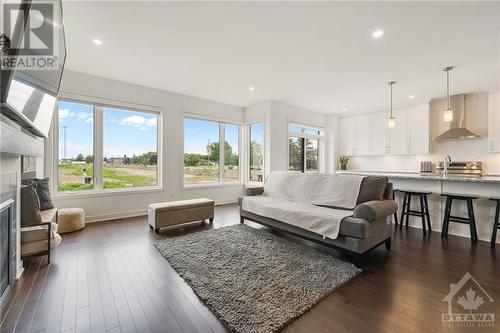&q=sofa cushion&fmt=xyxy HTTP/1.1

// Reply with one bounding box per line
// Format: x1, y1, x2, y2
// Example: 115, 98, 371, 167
339, 215, 390, 239
20, 184, 42, 226
22, 178, 54, 210
242, 196, 353, 239
356, 176, 389, 204
339, 217, 370, 238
